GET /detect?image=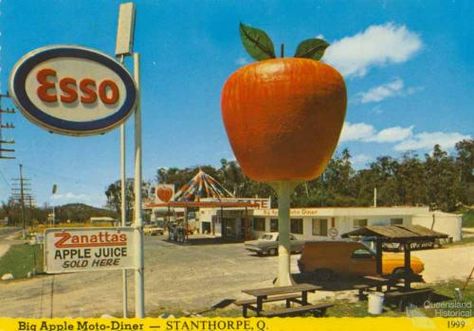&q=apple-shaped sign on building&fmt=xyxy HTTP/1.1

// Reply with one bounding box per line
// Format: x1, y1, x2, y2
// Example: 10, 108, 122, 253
155, 184, 175, 203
